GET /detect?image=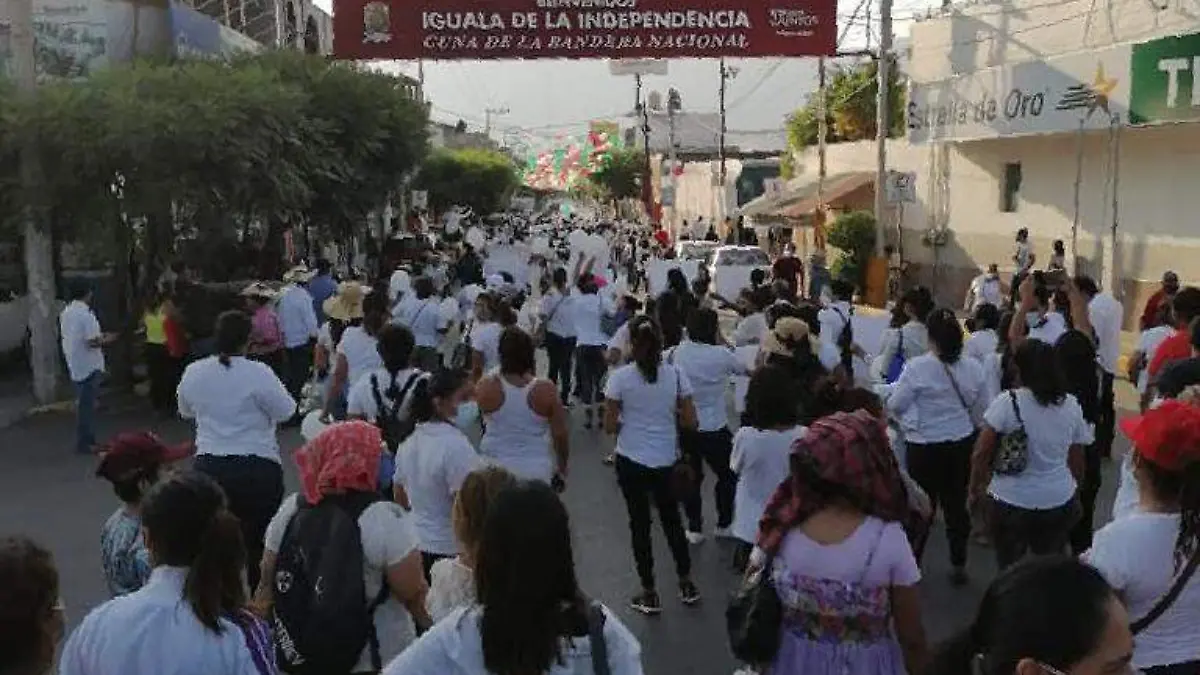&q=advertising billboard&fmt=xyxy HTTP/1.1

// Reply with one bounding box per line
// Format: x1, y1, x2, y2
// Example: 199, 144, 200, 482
333, 0, 837, 61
